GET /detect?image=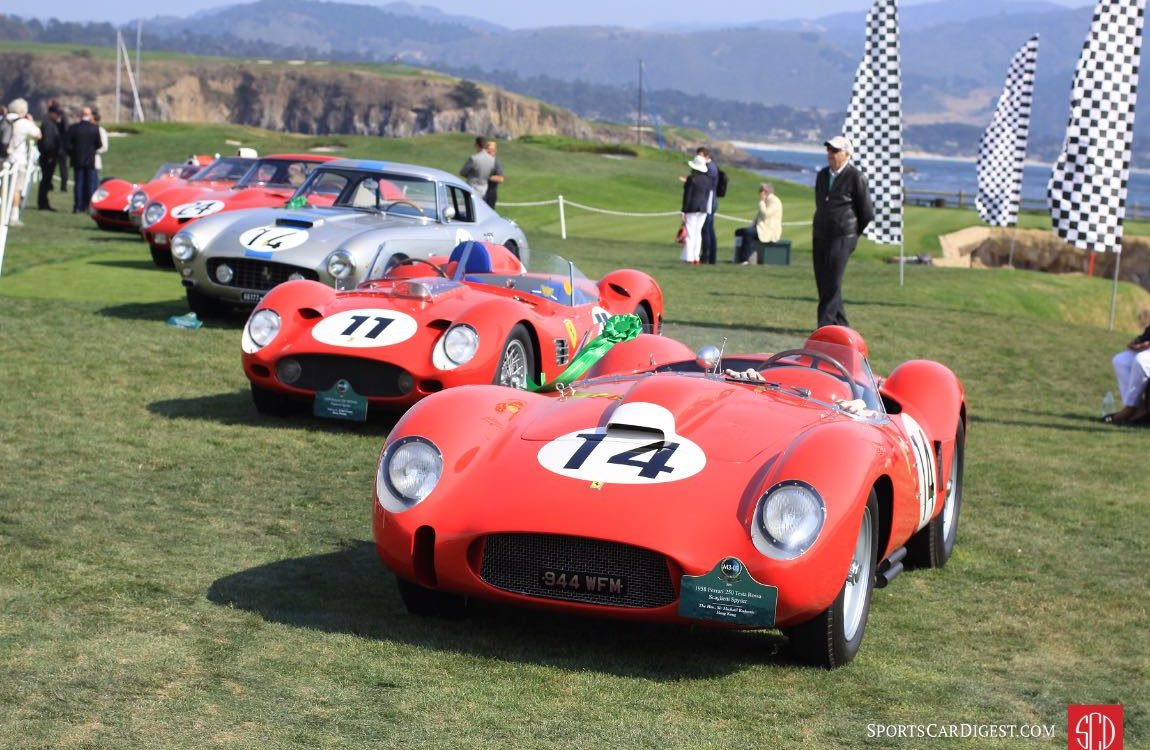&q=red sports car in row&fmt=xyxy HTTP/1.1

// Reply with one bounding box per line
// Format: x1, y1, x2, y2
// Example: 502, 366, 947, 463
240, 241, 664, 419
371, 325, 966, 668
88, 155, 213, 232
141, 154, 336, 267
